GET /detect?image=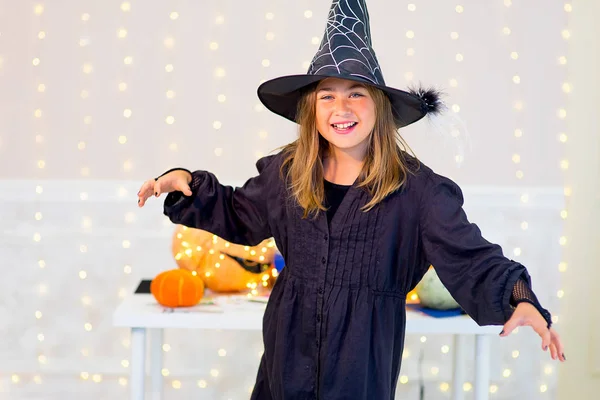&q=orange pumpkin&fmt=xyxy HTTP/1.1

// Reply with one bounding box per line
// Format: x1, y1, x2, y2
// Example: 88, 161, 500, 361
171, 225, 279, 293
200, 234, 277, 292
171, 225, 213, 272
150, 269, 205, 307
